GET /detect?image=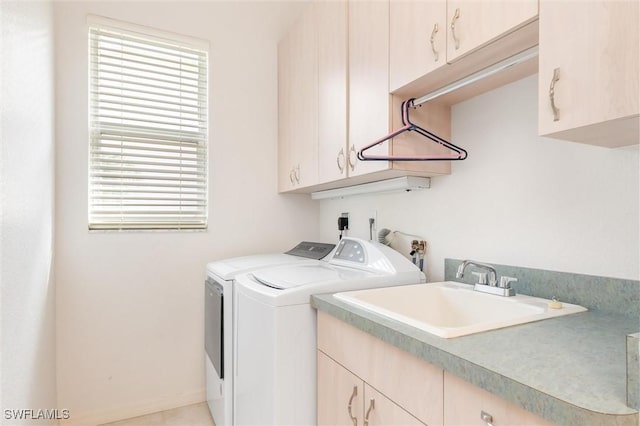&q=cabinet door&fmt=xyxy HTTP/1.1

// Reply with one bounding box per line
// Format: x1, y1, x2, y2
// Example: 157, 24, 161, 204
278, 6, 318, 192
291, 6, 318, 188
277, 29, 295, 192
348, 0, 390, 178
446, 0, 538, 62
317, 0, 348, 185
317, 350, 363, 426
538, 0, 639, 147
389, 0, 447, 92
363, 384, 425, 426
444, 372, 555, 426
